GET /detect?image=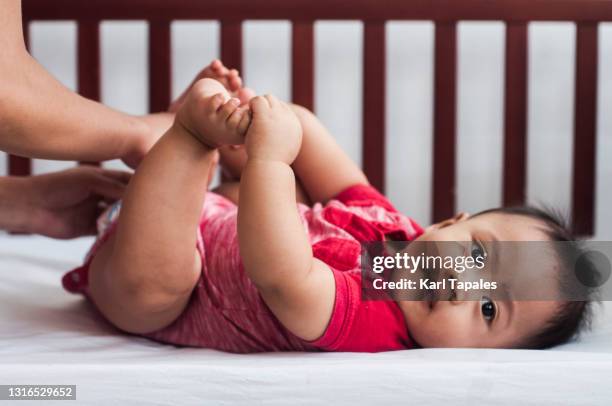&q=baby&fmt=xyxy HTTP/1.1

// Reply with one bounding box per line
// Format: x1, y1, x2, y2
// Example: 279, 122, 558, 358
63, 61, 594, 352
